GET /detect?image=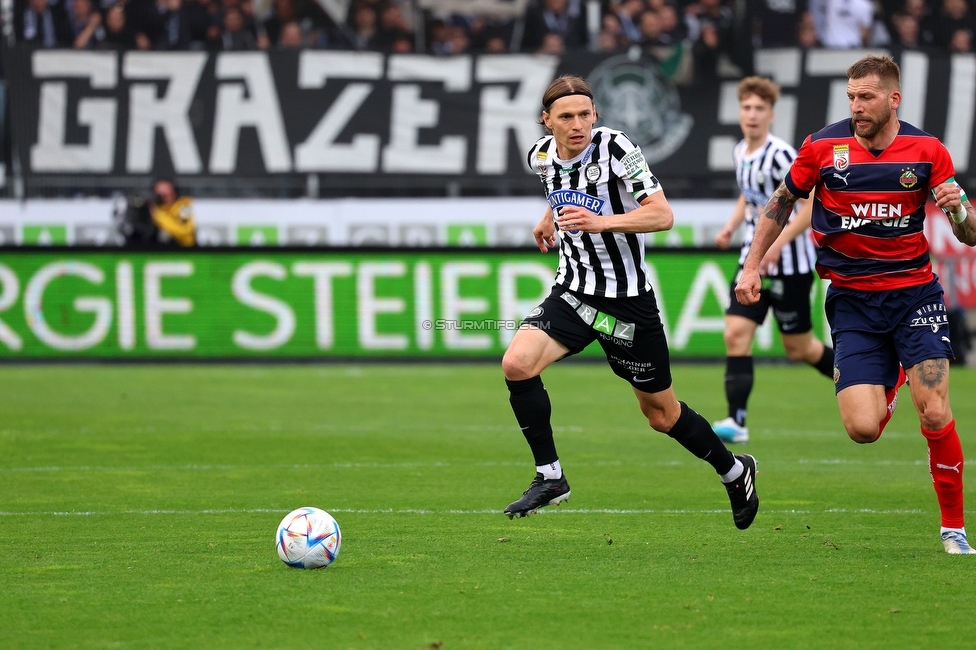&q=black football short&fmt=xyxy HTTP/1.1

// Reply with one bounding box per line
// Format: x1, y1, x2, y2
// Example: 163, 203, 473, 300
519, 285, 673, 394
726, 269, 816, 335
